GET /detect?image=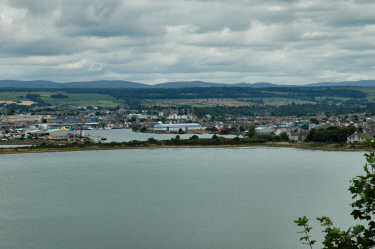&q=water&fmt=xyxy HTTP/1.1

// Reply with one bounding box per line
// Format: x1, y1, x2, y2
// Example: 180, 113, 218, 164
0, 145, 31, 148
0, 147, 364, 249
85, 128, 236, 142
1, 129, 234, 148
